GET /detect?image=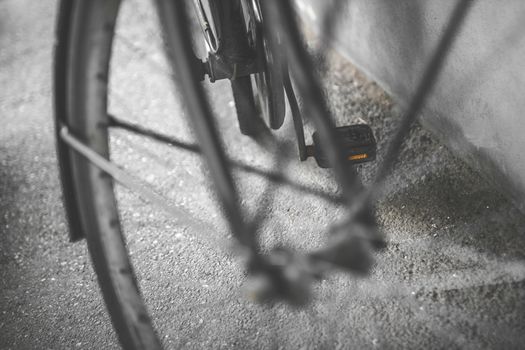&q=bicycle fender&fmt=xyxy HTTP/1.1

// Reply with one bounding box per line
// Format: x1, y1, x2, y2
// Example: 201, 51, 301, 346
54, 0, 85, 242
